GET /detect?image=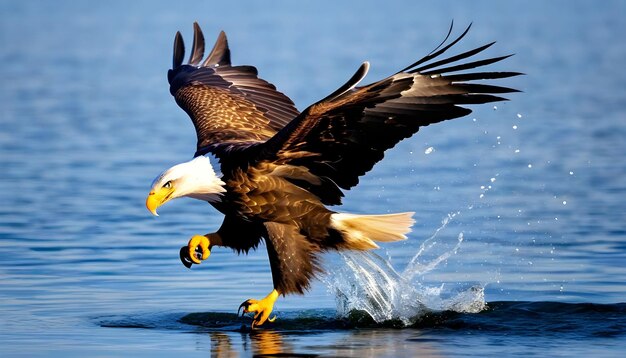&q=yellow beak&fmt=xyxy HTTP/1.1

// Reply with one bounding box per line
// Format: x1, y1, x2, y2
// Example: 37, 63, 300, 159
146, 186, 174, 216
